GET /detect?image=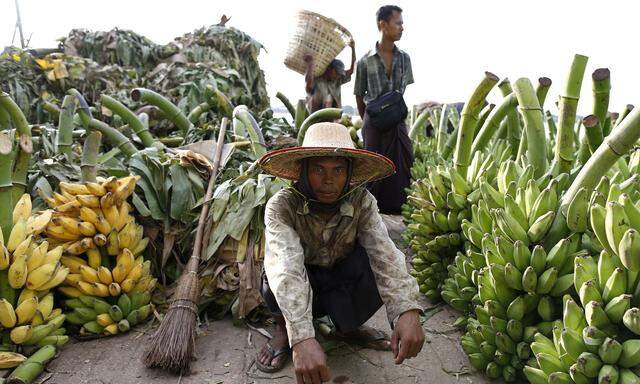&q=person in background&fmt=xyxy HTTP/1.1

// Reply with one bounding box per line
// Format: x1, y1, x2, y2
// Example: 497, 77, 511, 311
304, 39, 356, 113
354, 5, 414, 214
